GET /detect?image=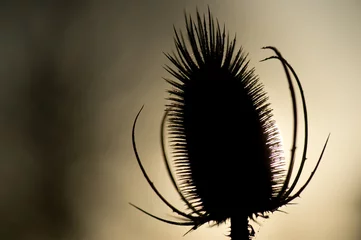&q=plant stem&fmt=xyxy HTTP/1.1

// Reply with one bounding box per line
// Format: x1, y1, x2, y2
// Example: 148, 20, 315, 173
230, 215, 252, 240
